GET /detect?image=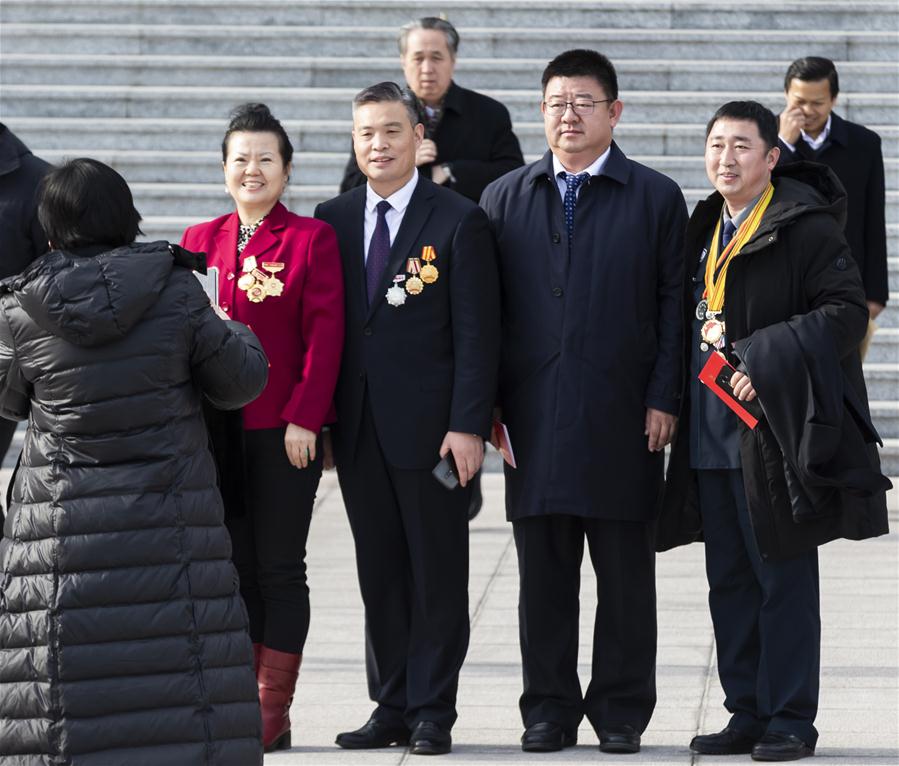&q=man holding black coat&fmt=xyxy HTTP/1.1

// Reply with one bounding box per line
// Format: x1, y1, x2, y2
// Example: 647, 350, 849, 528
660, 100, 890, 762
